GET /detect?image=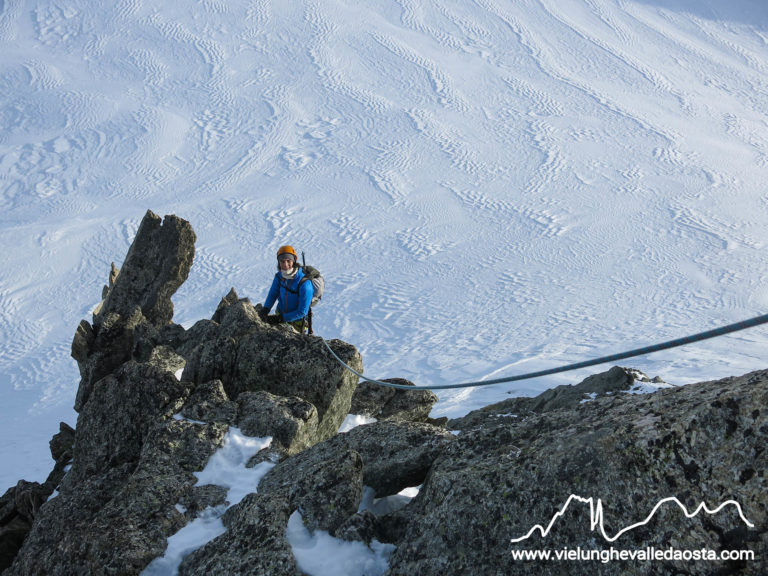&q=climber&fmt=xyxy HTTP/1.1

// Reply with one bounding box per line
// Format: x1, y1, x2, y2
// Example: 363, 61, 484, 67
259, 245, 314, 333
